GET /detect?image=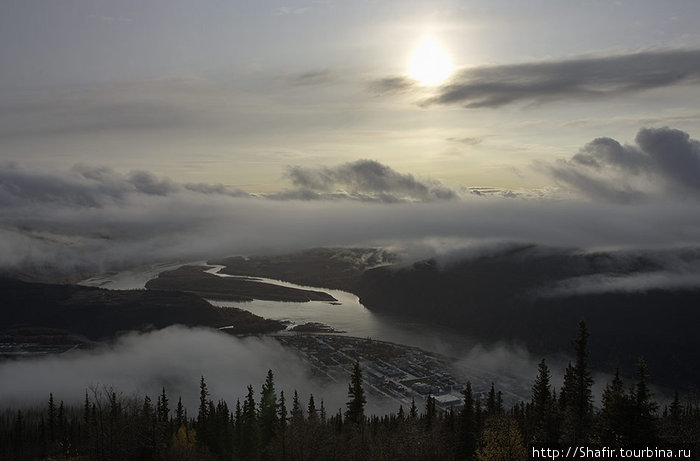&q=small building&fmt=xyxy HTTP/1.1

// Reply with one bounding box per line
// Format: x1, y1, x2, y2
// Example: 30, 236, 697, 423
434, 394, 463, 408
